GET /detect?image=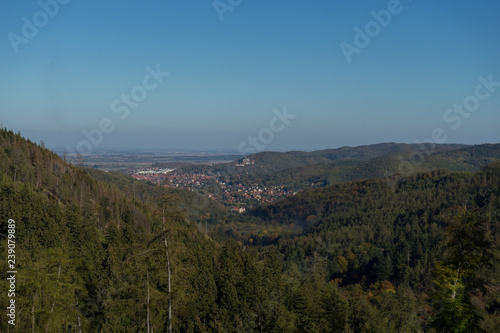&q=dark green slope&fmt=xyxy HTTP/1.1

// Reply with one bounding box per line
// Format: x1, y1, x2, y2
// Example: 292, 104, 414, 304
249, 142, 468, 170
176, 142, 466, 177
223, 143, 496, 190
0, 129, 310, 332
226, 162, 499, 331
250, 163, 500, 229
249, 163, 500, 286
0, 129, 221, 332
437, 143, 500, 167
308, 142, 466, 160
